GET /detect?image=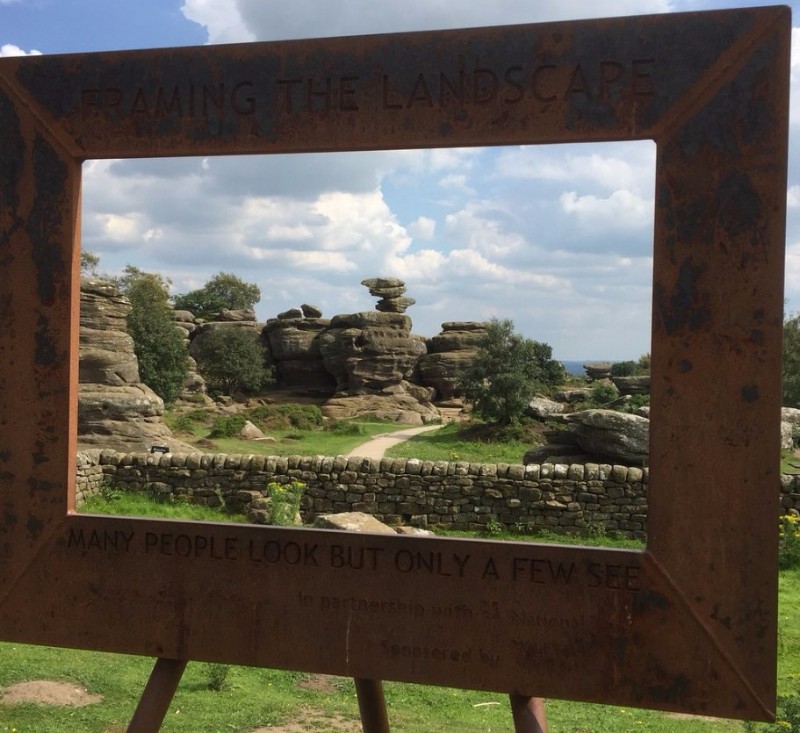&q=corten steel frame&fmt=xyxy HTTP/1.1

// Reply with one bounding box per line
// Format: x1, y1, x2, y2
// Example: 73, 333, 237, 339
0, 5, 791, 726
